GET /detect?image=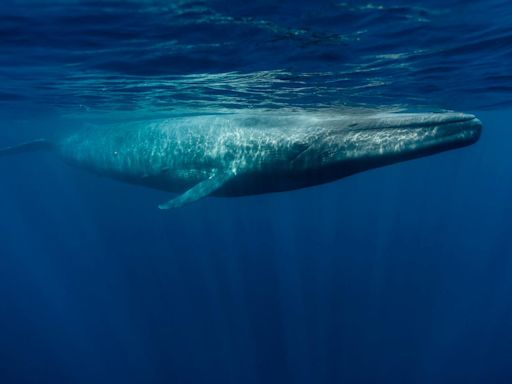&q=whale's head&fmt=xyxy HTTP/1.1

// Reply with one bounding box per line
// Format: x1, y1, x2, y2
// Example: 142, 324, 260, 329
294, 112, 482, 178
